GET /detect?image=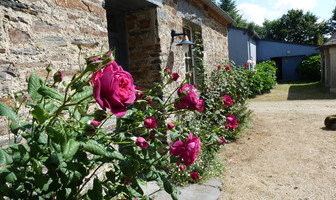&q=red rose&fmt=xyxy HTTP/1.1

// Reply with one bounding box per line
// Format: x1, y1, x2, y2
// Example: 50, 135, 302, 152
225, 65, 230, 71
222, 95, 233, 106
217, 137, 226, 145
90, 120, 101, 127
190, 171, 200, 180
171, 73, 180, 81
225, 115, 238, 130
144, 116, 157, 129
136, 137, 148, 148
170, 133, 201, 166
167, 123, 176, 130
174, 84, 204, 112
92, 61, 136, 117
